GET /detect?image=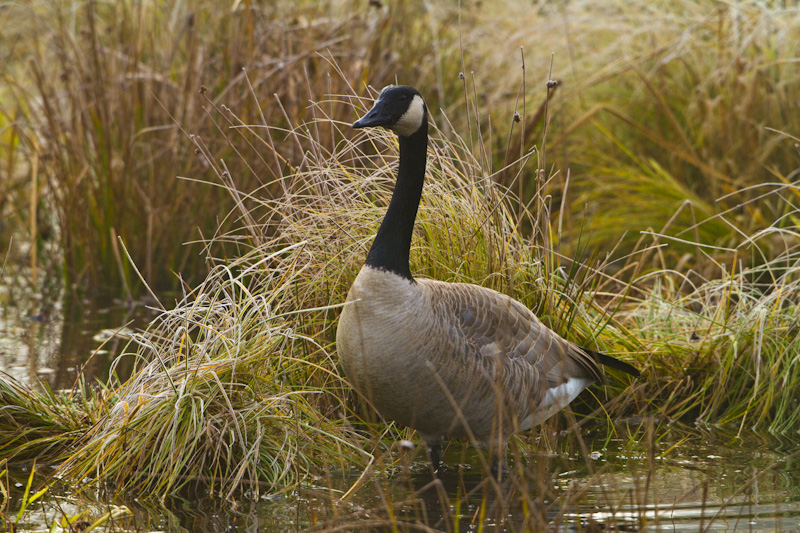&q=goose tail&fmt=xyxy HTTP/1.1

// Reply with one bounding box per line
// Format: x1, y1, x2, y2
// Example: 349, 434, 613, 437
586, 350, 641, 378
